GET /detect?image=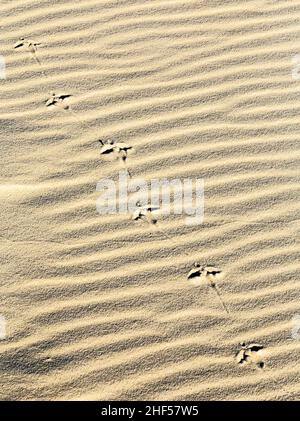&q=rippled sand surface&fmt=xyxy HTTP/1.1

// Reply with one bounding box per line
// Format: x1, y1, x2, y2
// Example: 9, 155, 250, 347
0, 0, 299, 400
